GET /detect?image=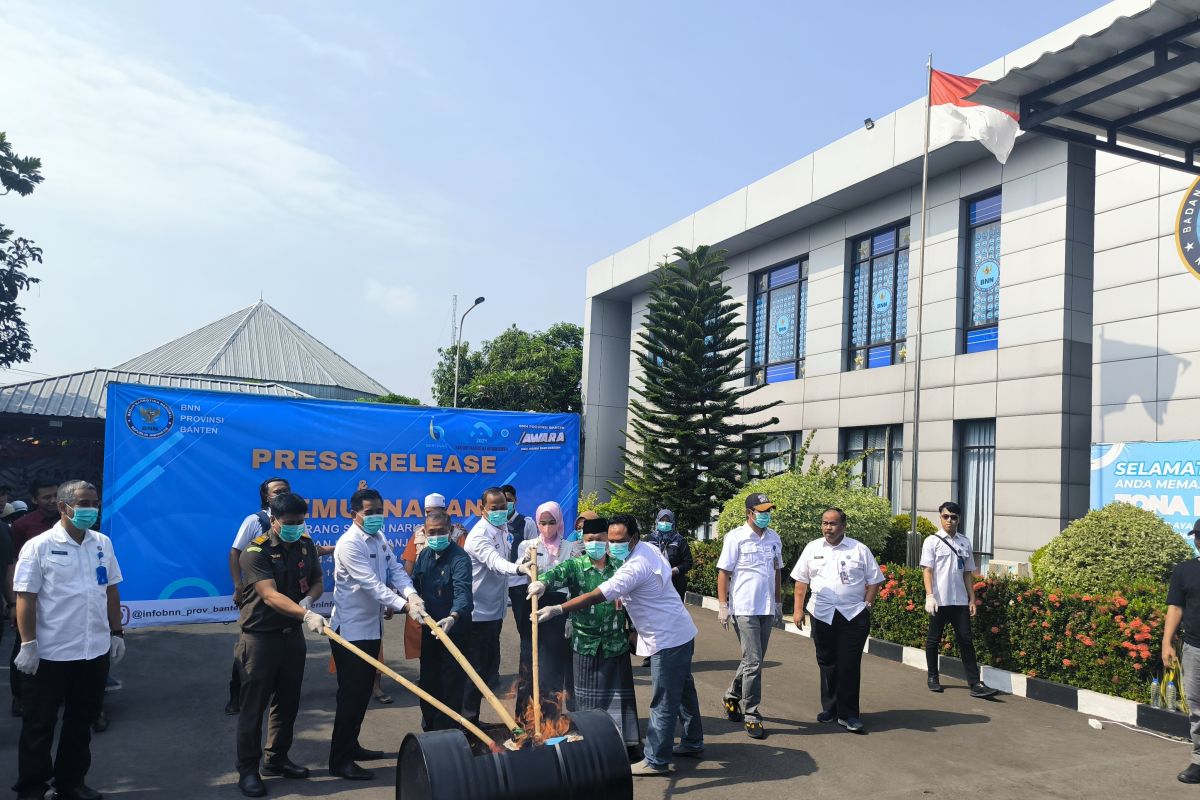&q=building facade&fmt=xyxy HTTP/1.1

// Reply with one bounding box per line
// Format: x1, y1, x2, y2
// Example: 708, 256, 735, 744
581, 0, 1200, 566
